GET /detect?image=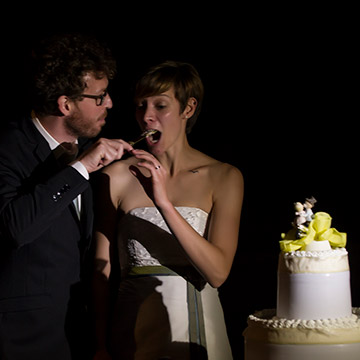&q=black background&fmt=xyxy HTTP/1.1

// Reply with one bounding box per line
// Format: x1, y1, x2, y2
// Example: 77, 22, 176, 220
3, 5, 358, 358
